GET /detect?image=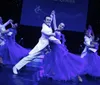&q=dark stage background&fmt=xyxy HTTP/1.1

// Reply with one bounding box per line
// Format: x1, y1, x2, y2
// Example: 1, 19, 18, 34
20, 0, 88, 32
0, 0, 100, 55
